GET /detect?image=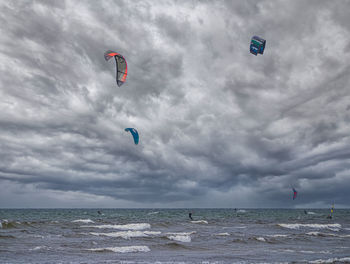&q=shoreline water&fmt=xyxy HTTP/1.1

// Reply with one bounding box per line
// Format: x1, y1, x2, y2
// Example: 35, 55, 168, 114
1, 208, 349, 263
